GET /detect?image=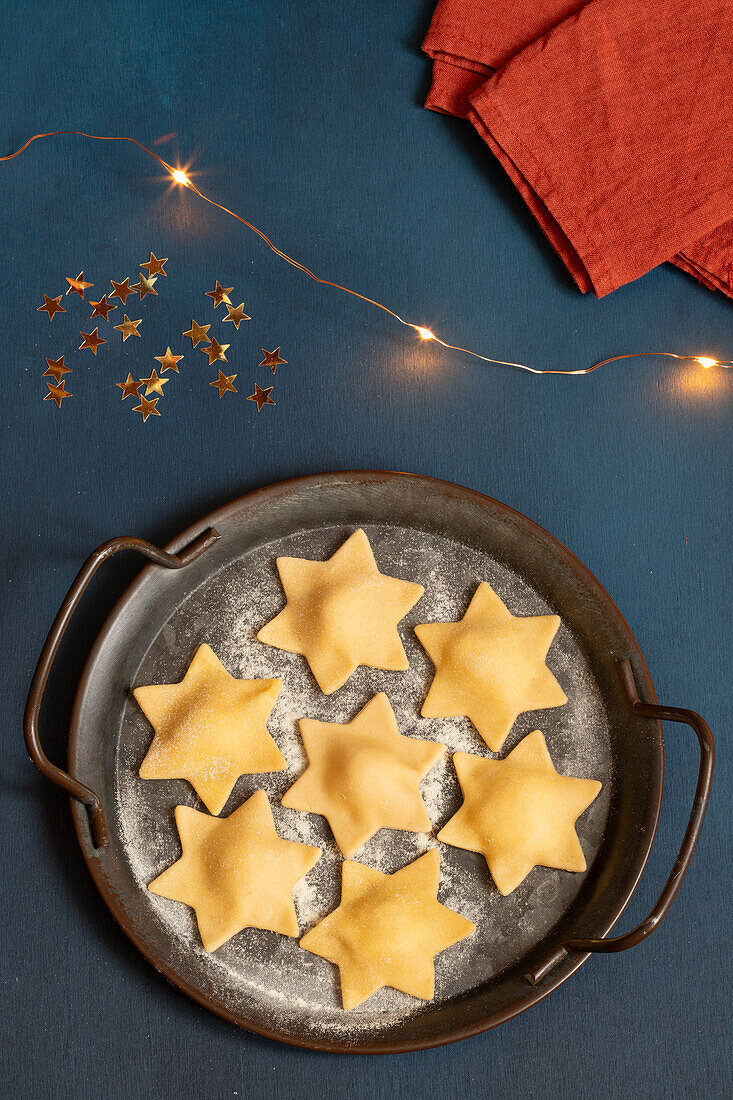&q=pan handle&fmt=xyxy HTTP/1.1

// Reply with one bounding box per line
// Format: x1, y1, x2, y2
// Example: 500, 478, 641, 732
526, 658, 714, 985
24, 529, 221, 849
